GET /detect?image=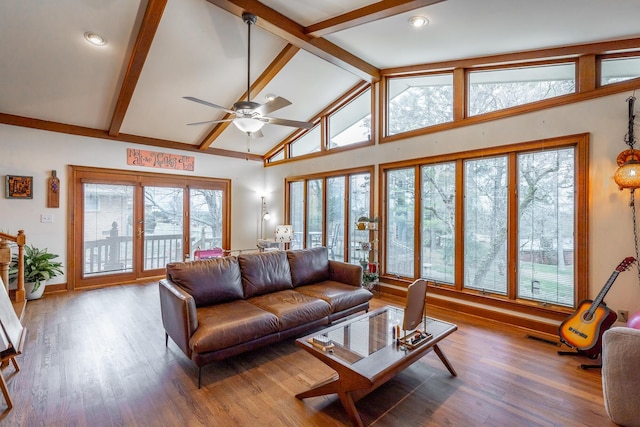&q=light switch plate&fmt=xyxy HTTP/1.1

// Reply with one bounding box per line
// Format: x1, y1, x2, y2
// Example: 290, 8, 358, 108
41, 214, 53, 223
